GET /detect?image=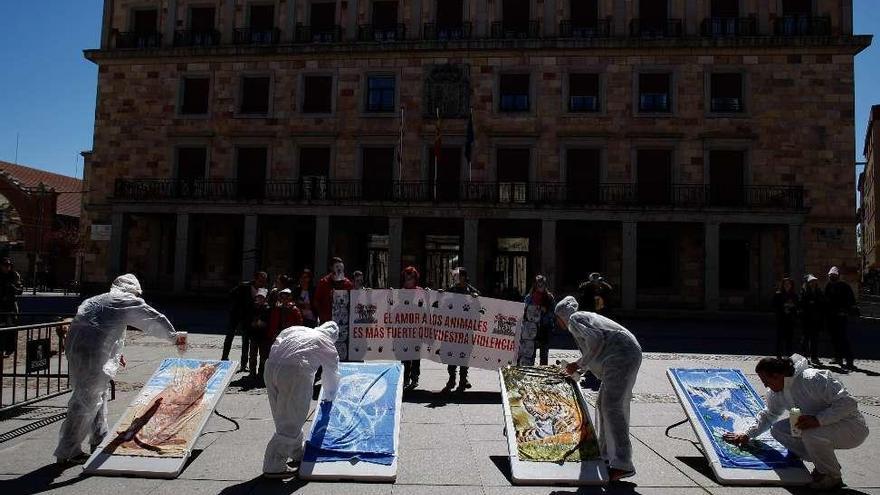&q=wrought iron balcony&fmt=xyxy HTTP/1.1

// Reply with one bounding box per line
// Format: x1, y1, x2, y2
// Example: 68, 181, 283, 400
773, 16, 831, 36
700, 17, 757, 37
113, 31, 162, 49
490, 21, 540, 39
295, 24, 343, 43
114, 179, 805, 210
559, 18, 613, 38
173, 29, 221, 47
232, 27, 281, 45
630, 18, 683, 38
423, 22, 473, 41
358, 23, 407, 42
